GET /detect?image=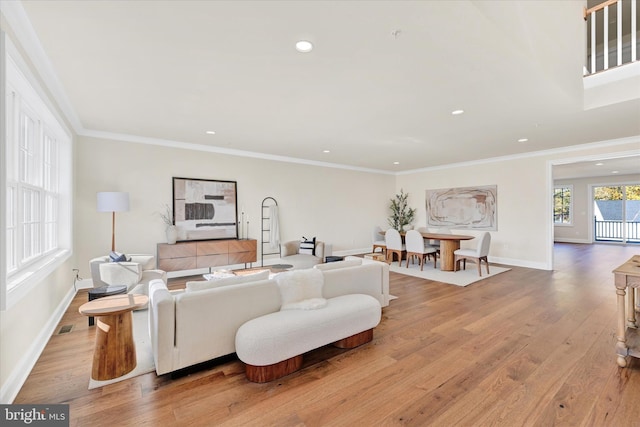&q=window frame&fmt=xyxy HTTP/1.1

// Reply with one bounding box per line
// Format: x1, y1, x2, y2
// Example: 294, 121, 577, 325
553, 185, 573, 226
1, 33, 73, 310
